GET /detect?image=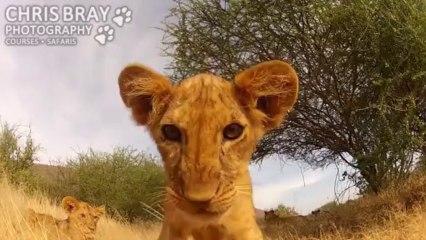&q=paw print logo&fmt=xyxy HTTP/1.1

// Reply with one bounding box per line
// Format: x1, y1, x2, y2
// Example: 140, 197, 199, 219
112, 6, 132, 27
94, 25, 114, 45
